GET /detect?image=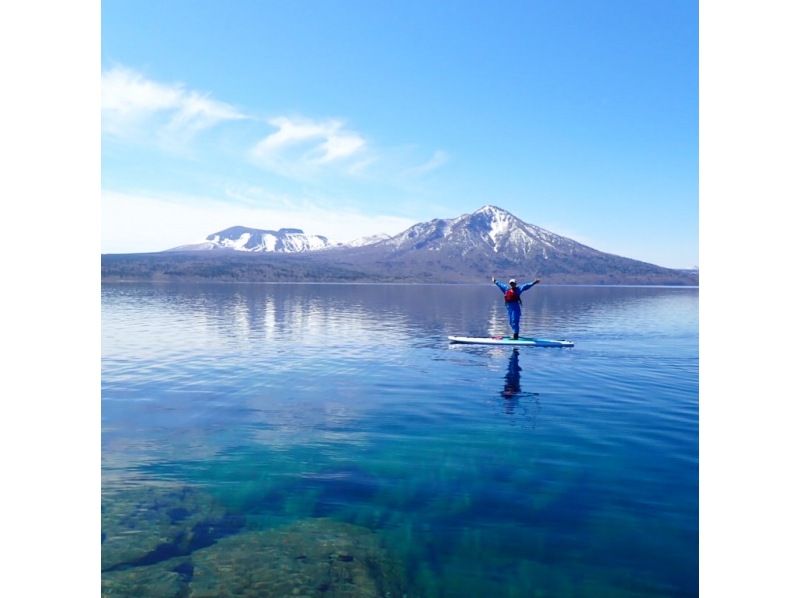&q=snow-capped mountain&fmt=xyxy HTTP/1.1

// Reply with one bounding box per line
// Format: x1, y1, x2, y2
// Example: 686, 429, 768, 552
109, 205, 697, 285
326, 204, 693, 284
375, 205, 583, 259
168, 226, 331, 253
